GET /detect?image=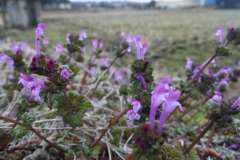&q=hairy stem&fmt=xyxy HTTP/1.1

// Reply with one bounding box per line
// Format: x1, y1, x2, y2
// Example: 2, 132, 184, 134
0, 116, 66, 153
183, 121, 213, 155
89, 56, 118, 99
89, 109, 127, 149
187, 54, 217, 87
168, 122, 208, 144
